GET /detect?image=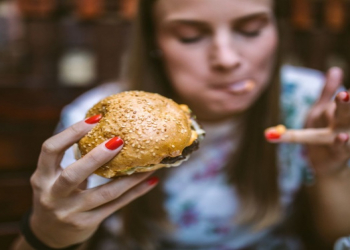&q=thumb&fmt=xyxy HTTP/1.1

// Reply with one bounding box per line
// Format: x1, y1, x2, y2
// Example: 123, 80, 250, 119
316, 67, 343, 106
